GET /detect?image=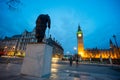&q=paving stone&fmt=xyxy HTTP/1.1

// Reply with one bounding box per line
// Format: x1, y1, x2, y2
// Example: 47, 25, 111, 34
0, 62, 120, 80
